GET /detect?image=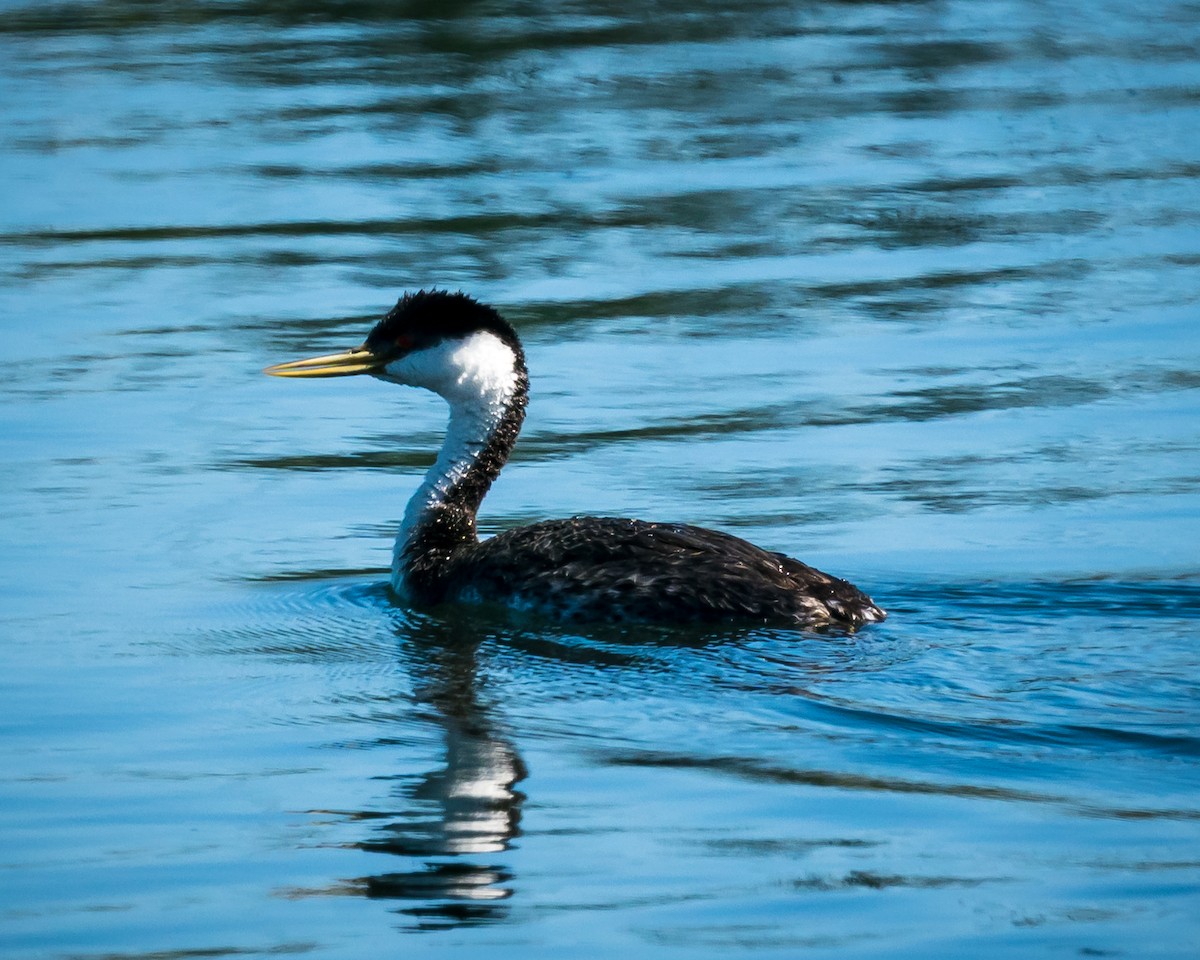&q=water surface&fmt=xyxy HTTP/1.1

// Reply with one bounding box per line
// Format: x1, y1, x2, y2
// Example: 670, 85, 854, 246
2, 2, 1199, 957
